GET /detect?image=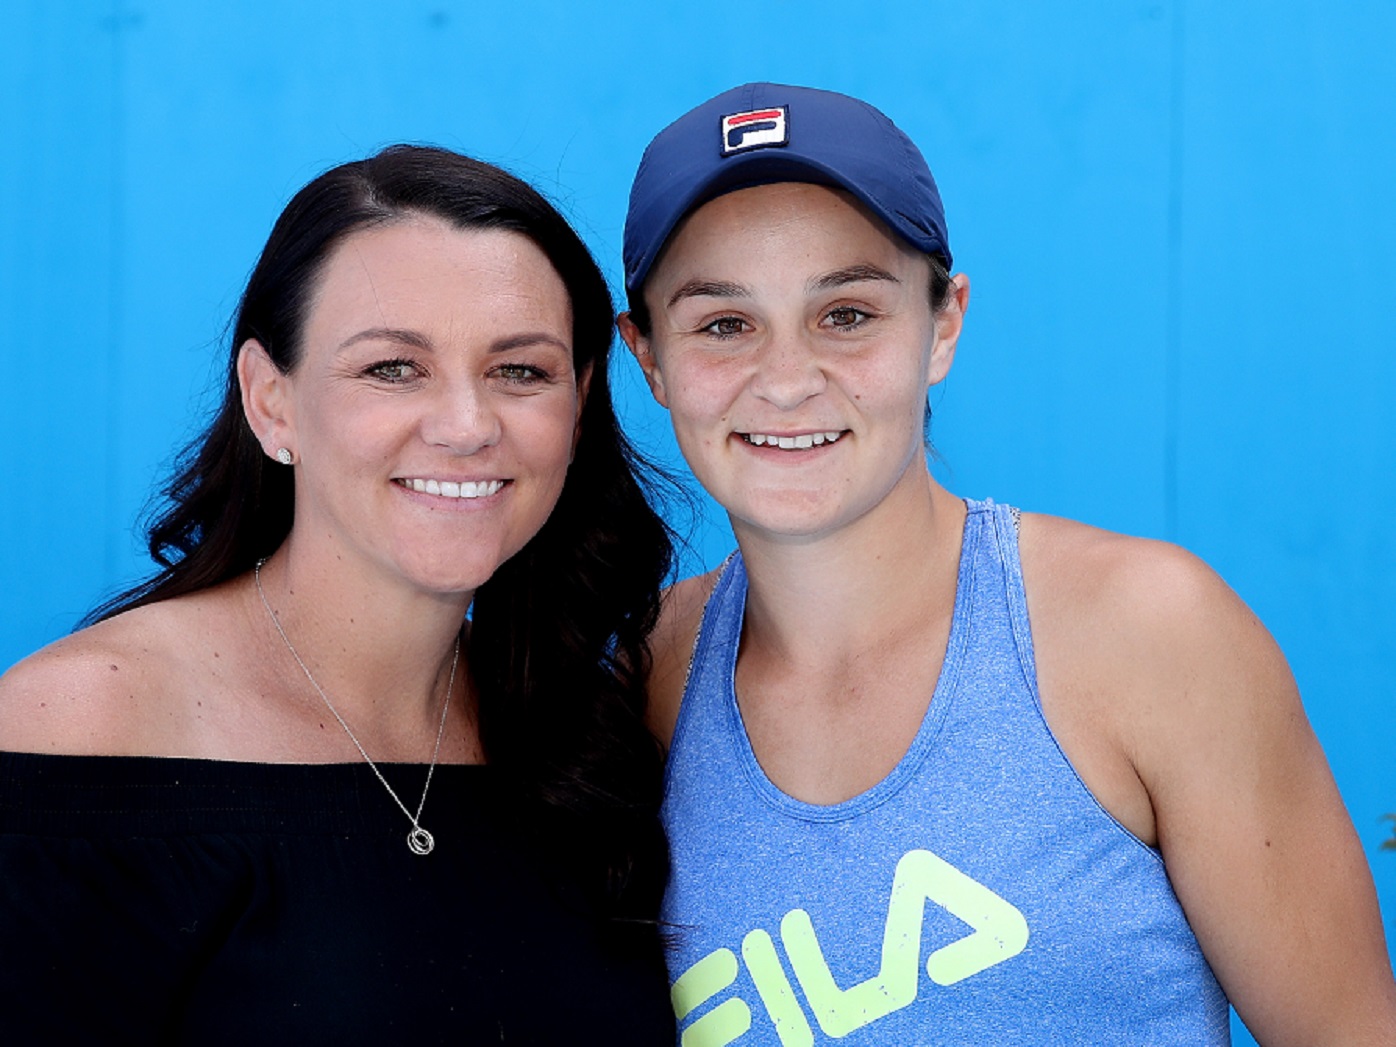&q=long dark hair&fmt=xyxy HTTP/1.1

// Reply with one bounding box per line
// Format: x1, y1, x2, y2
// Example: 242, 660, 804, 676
88, 145, 674, 926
